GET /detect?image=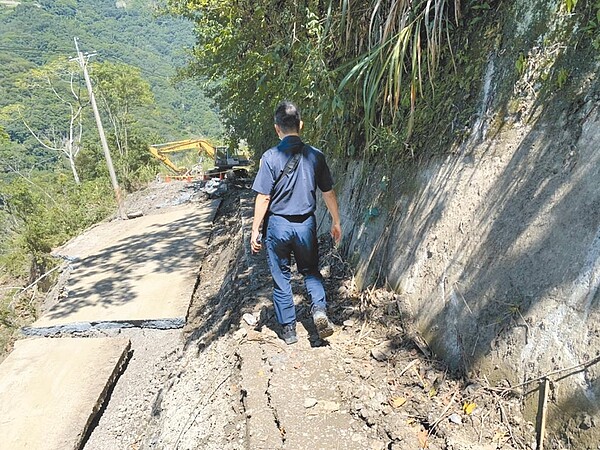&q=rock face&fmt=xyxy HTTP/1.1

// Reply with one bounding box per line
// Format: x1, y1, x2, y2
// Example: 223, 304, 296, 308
318, 1, 600, 446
